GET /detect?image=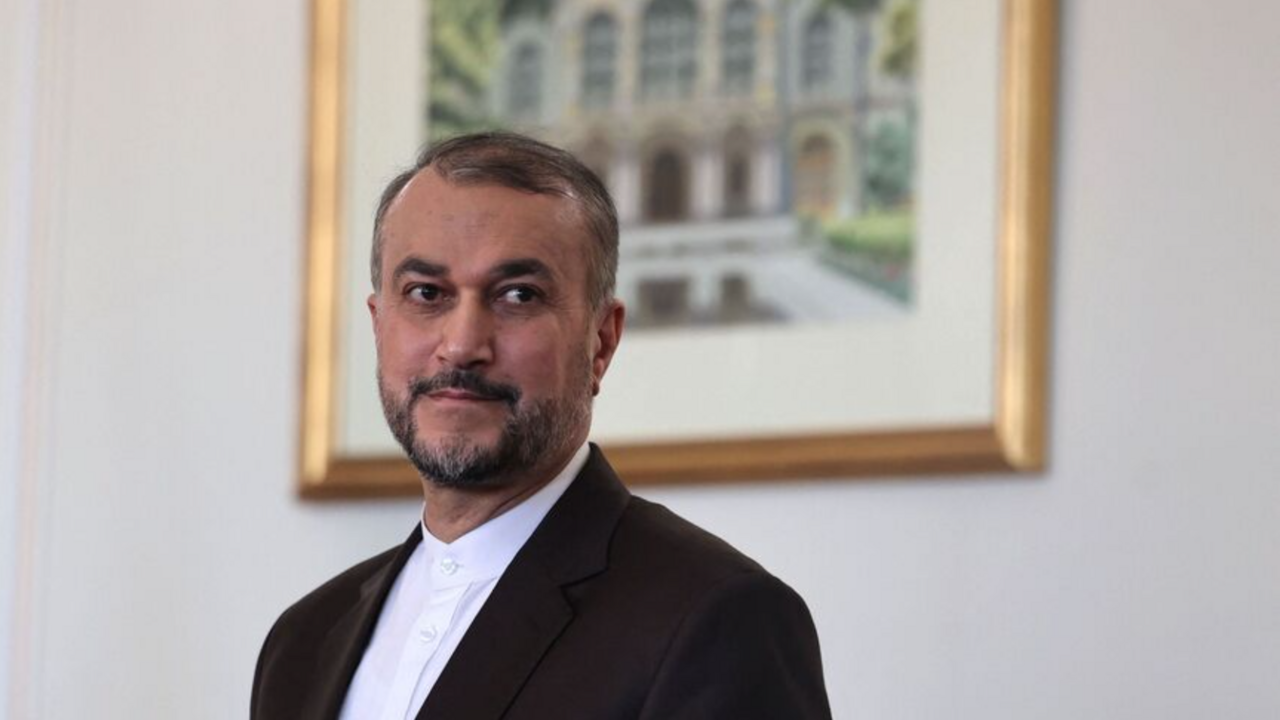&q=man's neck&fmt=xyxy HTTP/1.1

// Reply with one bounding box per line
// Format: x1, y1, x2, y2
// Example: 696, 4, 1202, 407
419, 445, 582, 543
420, 478, 550, 544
